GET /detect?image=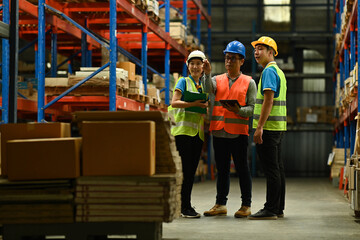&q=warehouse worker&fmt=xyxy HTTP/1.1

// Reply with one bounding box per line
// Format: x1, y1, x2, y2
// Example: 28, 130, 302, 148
168, 50, 210, 218
248, 36, 287, 220
202, 41, 257, 218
